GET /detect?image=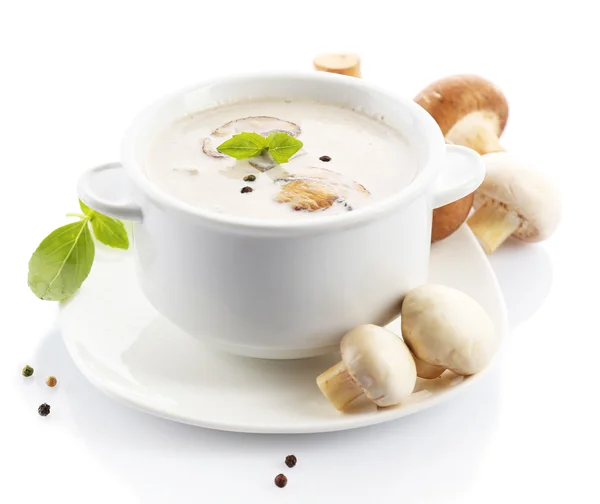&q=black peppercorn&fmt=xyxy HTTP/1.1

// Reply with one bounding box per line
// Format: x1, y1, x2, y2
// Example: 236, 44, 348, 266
22, 365, 34, 377
241, 186, 254, 194
243, 174, 256, 182
319, 155, 331, 162
285, 455, 297, 468
38, 403, 51, 417
274, 474, 287, 488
